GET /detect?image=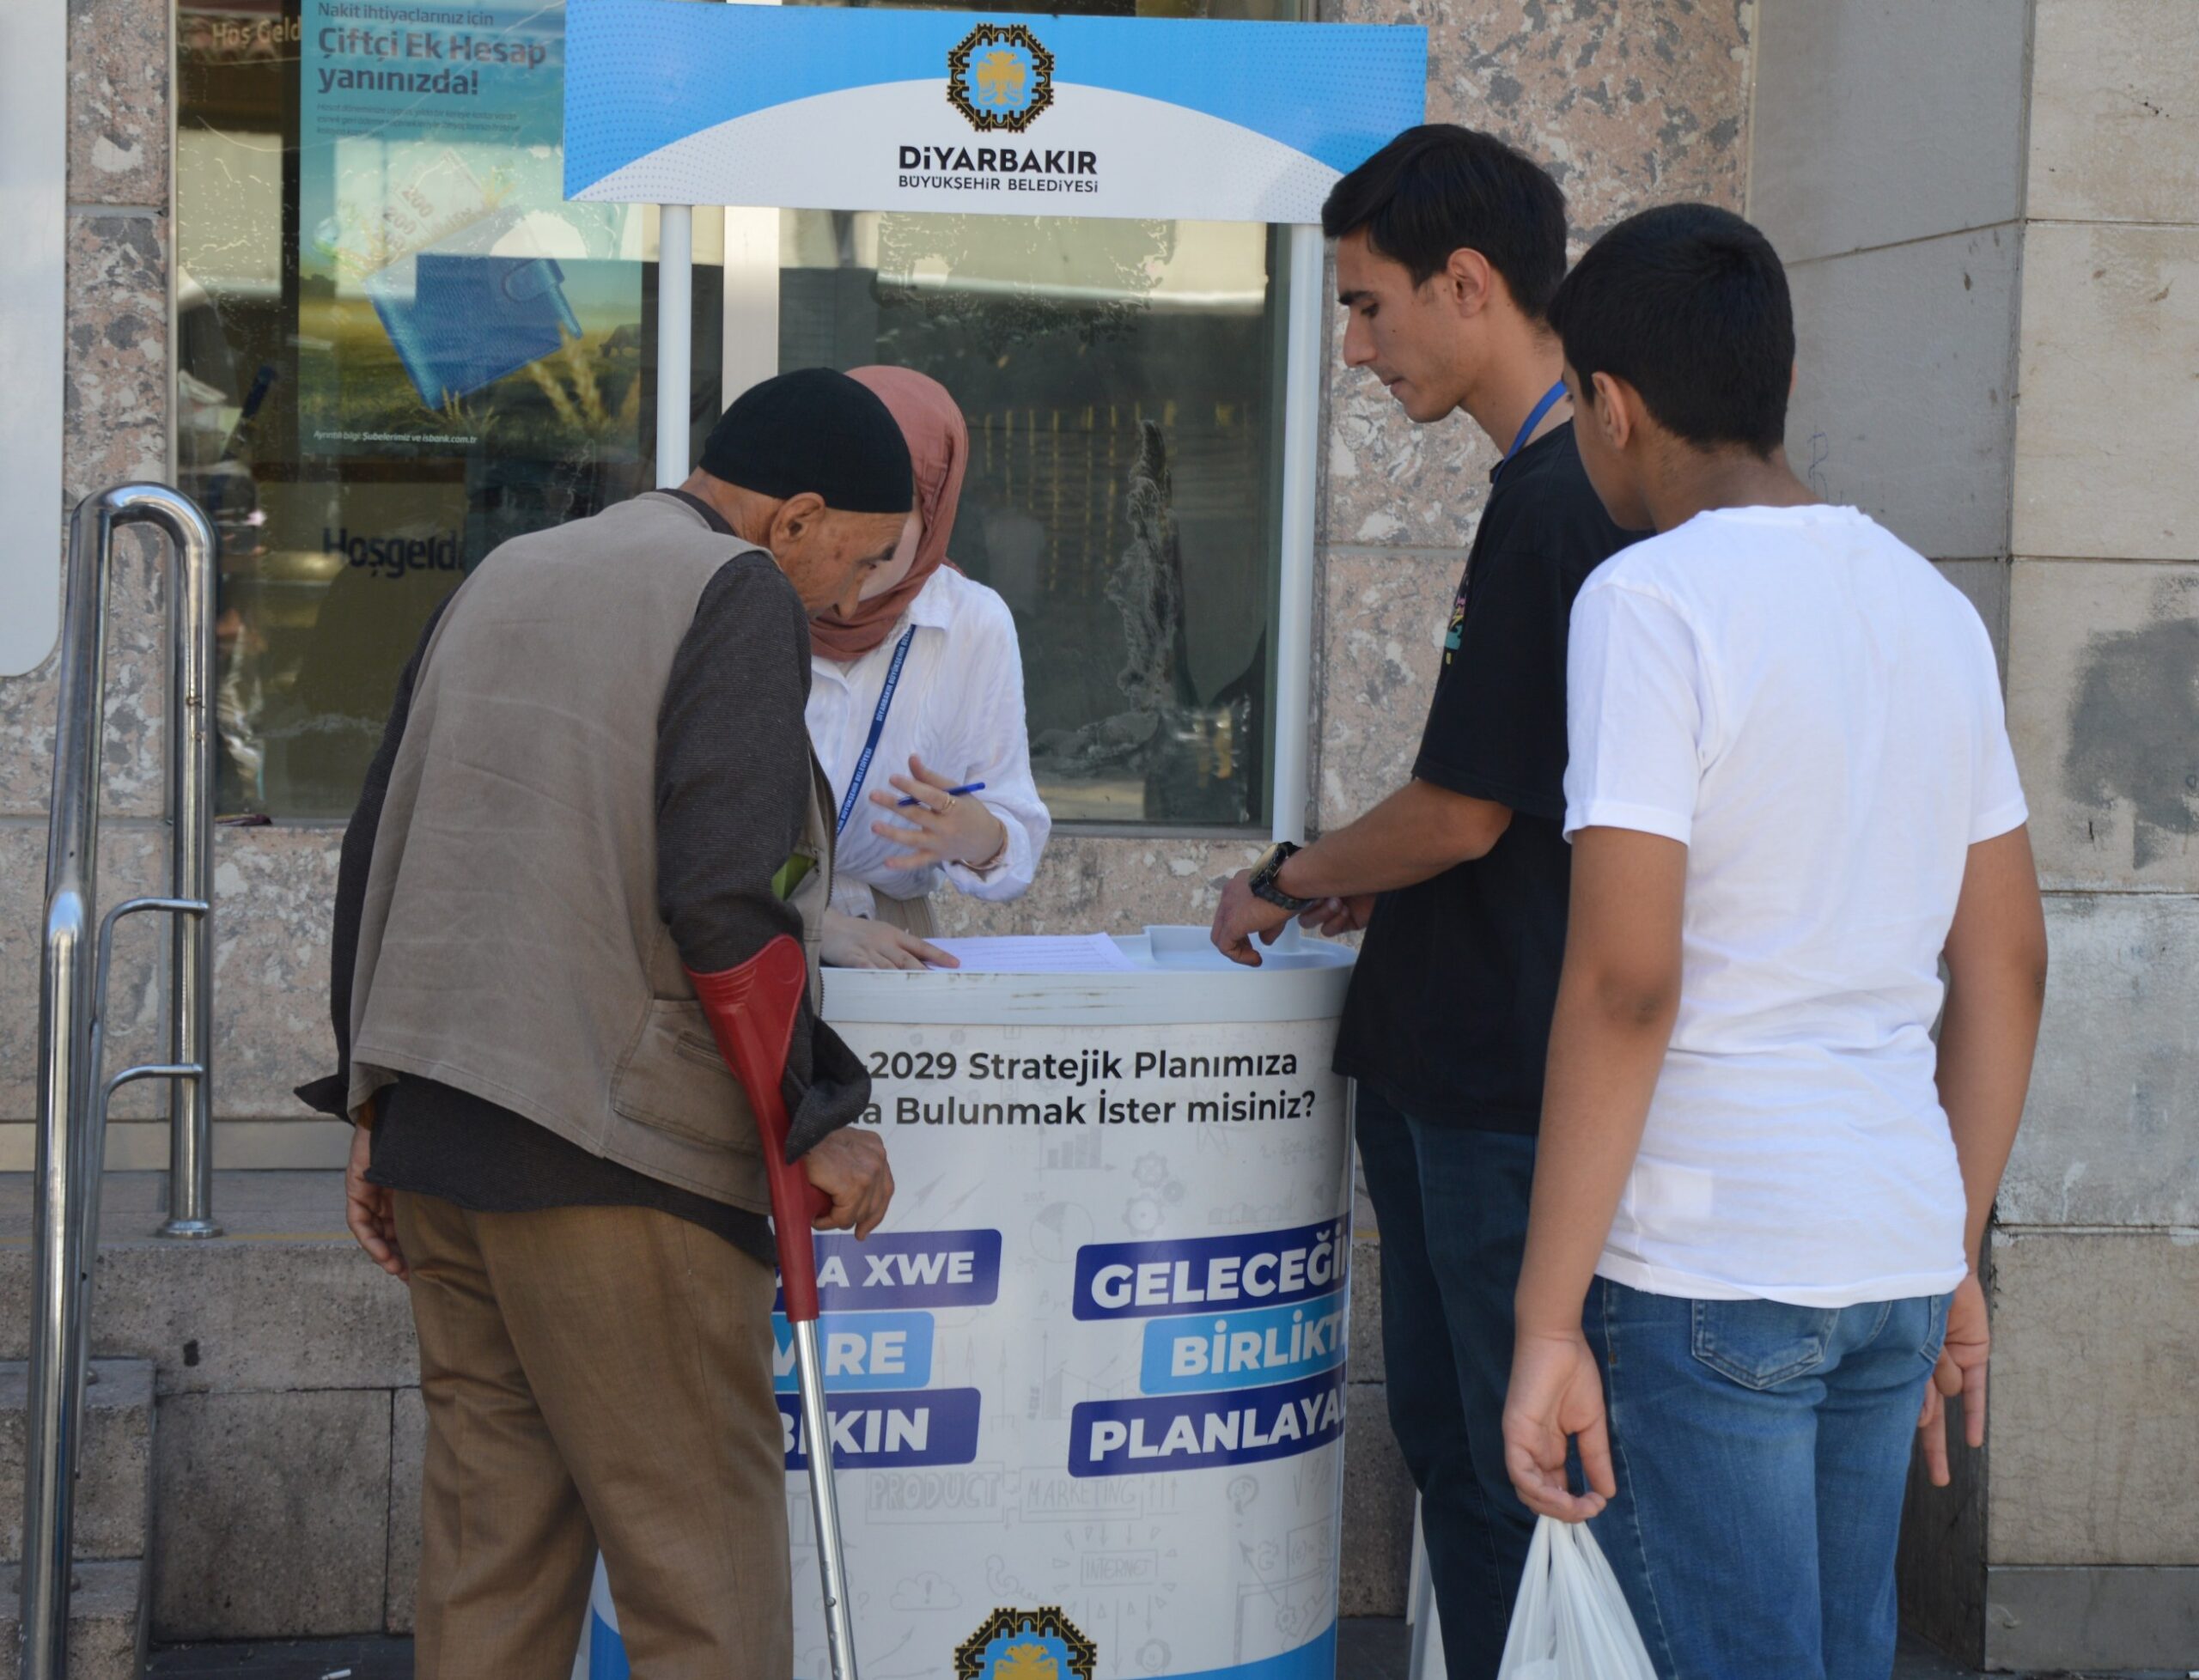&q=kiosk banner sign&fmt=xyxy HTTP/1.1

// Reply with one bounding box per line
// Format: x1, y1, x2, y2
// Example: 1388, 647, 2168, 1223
582, 1002, 1359, 1680
563, 0, 1426, 222
780, 1016, 1355, 1678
